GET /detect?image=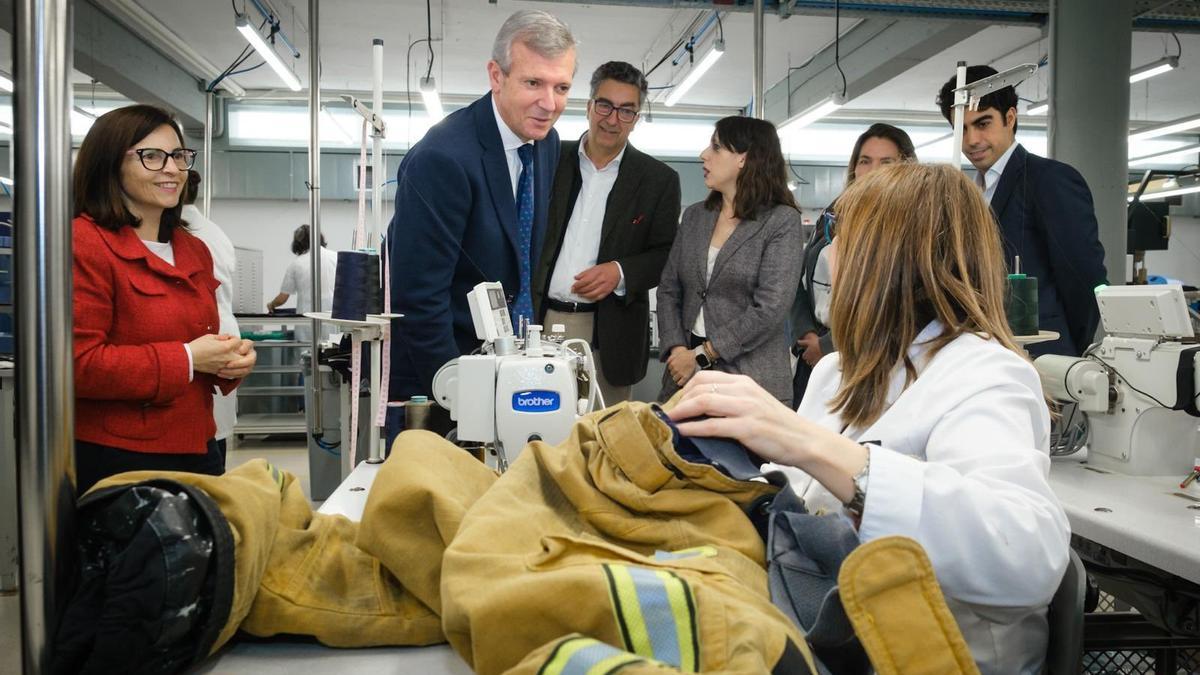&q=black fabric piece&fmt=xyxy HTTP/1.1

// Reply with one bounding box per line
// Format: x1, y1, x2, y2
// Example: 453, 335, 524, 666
55, 479, 235, 675
772, 637, 816, 675
652, 406, 773, 480
74, 438, 225, 495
